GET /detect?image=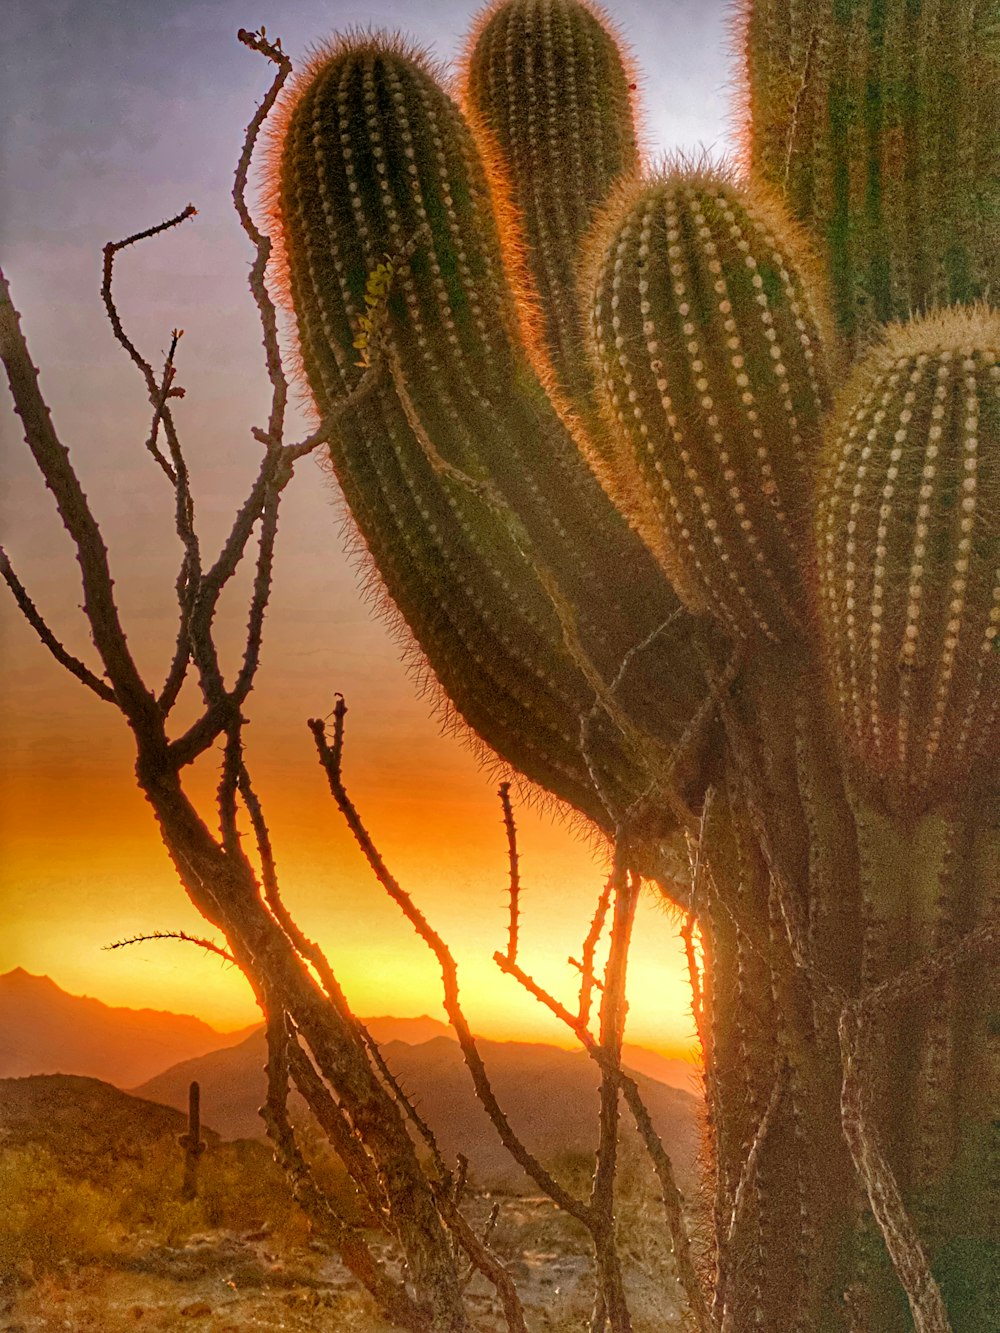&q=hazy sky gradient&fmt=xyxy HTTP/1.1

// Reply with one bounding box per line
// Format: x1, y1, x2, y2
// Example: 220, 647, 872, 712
1, 0, 731, 1053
